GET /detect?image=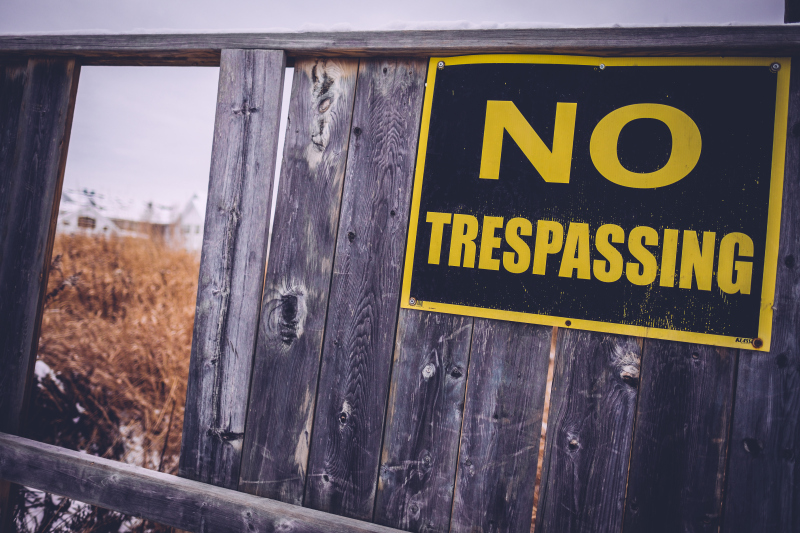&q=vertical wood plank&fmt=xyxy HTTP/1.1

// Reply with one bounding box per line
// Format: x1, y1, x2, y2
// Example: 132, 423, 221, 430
373, 310, 473, 532
533, 330, 640, 533
239, 58, 359, 505
622, 342, 736, 533
722, 56, 800, 533
450, 320, 551, 533
179, 49, 285, 489
0, 59, 79, 531
303, 58, 427, 520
